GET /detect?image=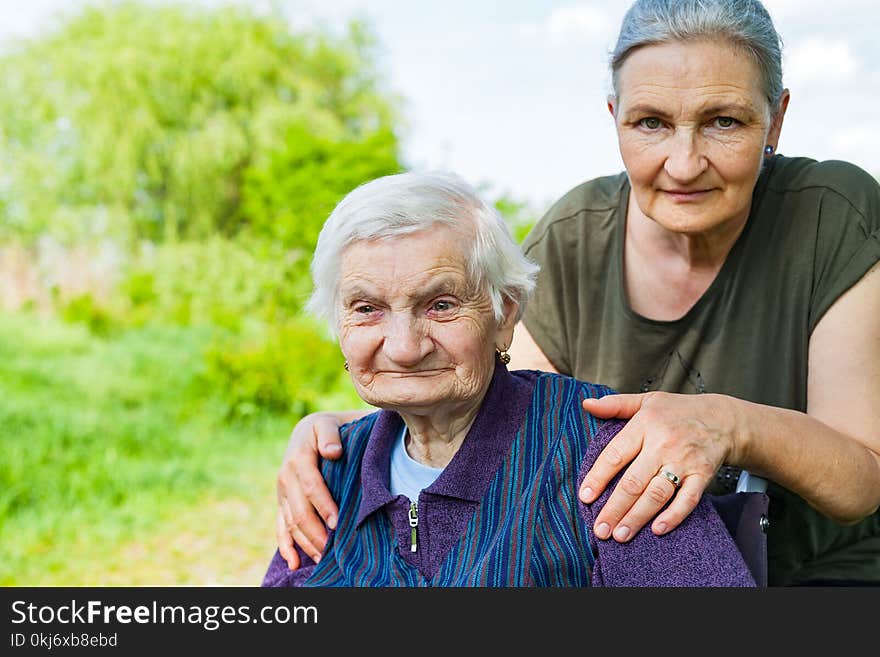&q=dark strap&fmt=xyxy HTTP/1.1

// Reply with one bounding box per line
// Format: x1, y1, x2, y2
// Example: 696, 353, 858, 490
710, 465, 743, 495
